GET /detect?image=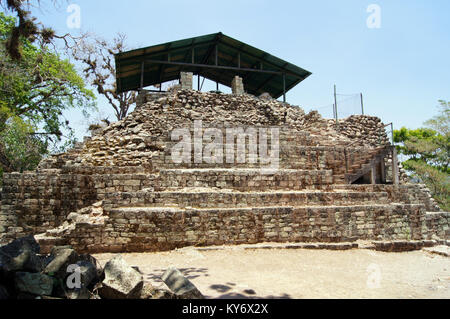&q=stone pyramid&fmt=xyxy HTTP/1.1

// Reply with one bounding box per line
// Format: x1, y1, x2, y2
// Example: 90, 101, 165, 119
0, 87, 448, 253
